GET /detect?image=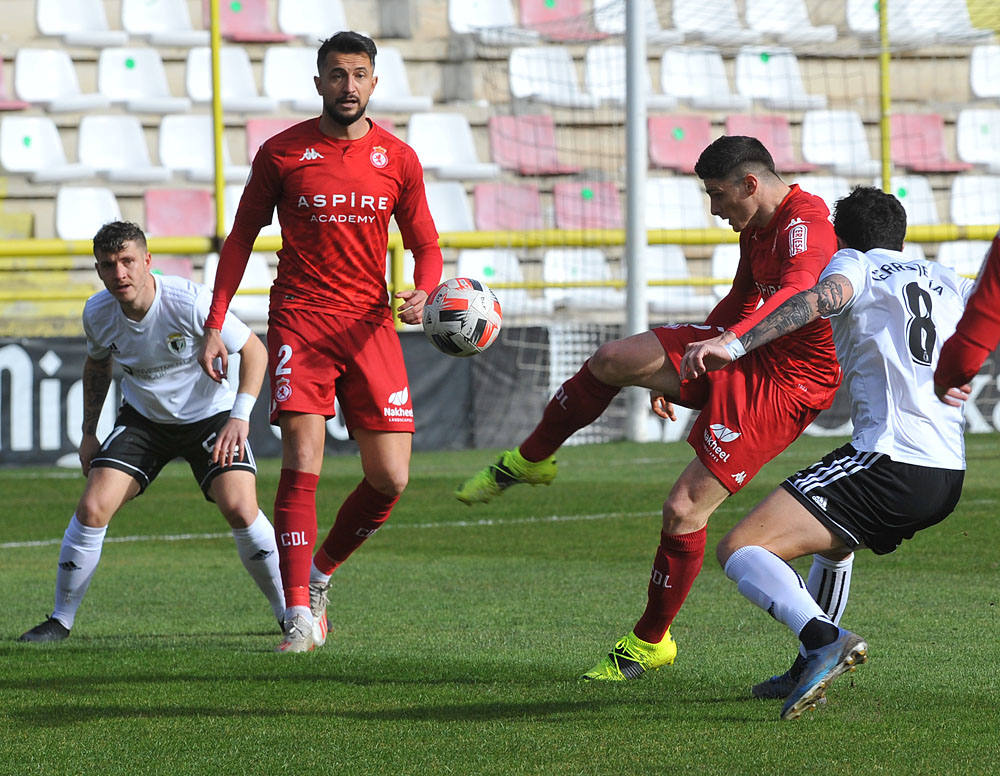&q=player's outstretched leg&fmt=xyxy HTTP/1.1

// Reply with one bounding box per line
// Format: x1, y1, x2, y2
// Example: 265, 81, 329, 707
780, 628, 867, 720
18, 616, 71, 643
454, 449, 557, 505
580, 630, 677, 681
